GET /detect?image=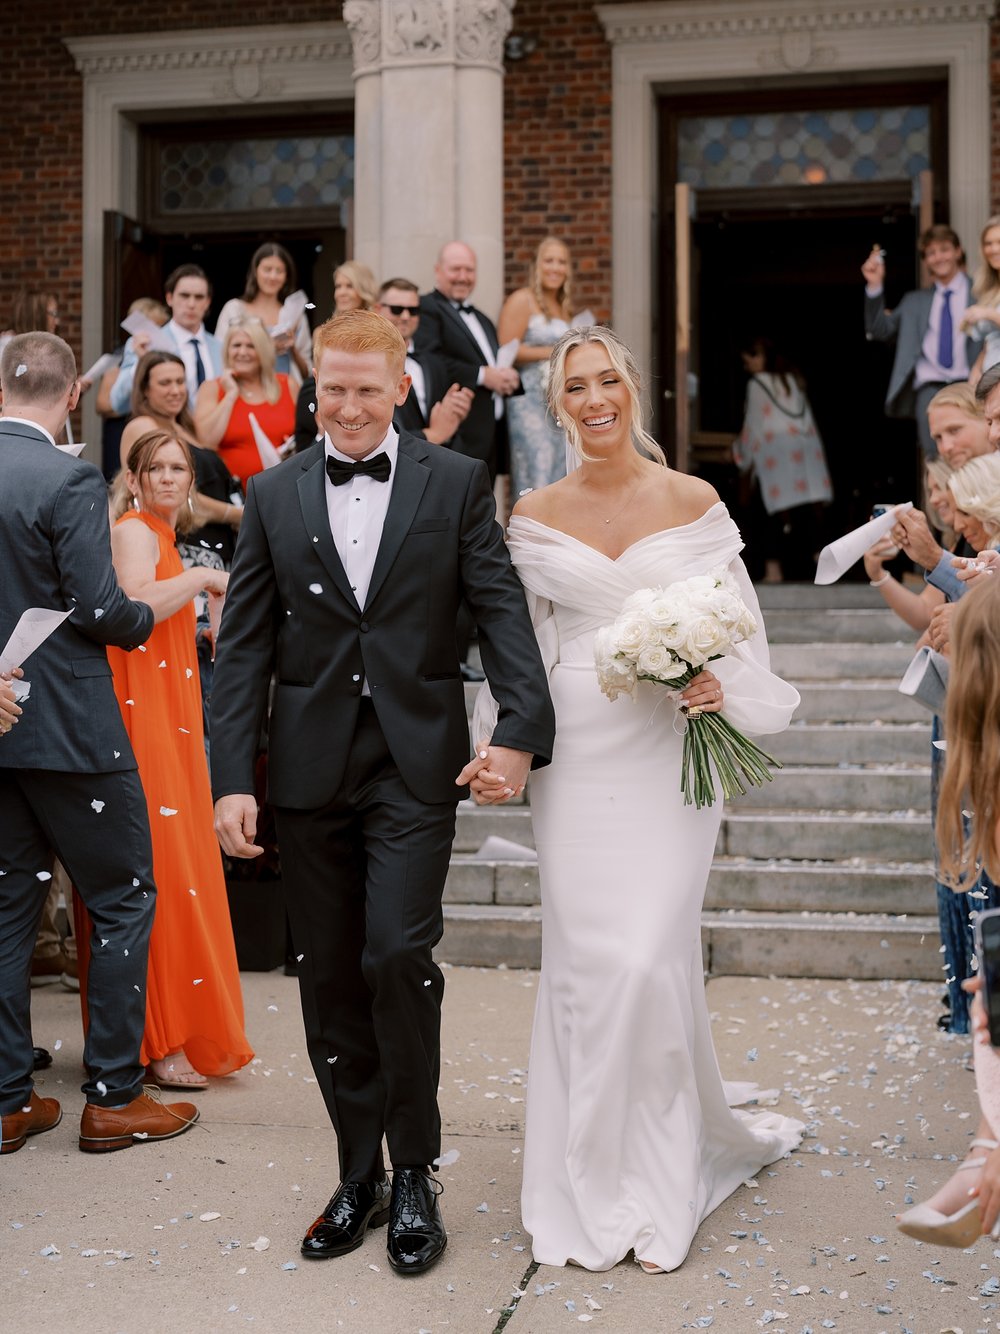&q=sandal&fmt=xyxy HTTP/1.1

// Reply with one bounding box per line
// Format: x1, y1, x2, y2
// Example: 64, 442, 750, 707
148, 1057, 209, 1091
897, 1138, 999, 1247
